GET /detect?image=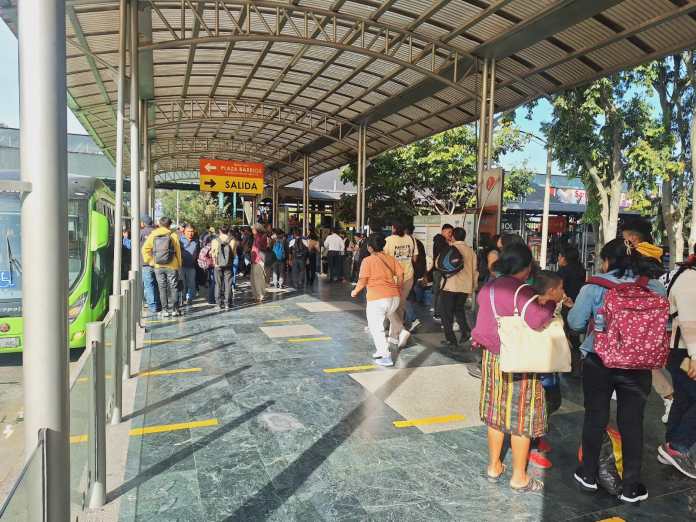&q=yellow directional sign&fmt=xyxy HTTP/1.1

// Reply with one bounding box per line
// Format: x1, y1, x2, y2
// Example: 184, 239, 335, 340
199, 174, 263, 195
